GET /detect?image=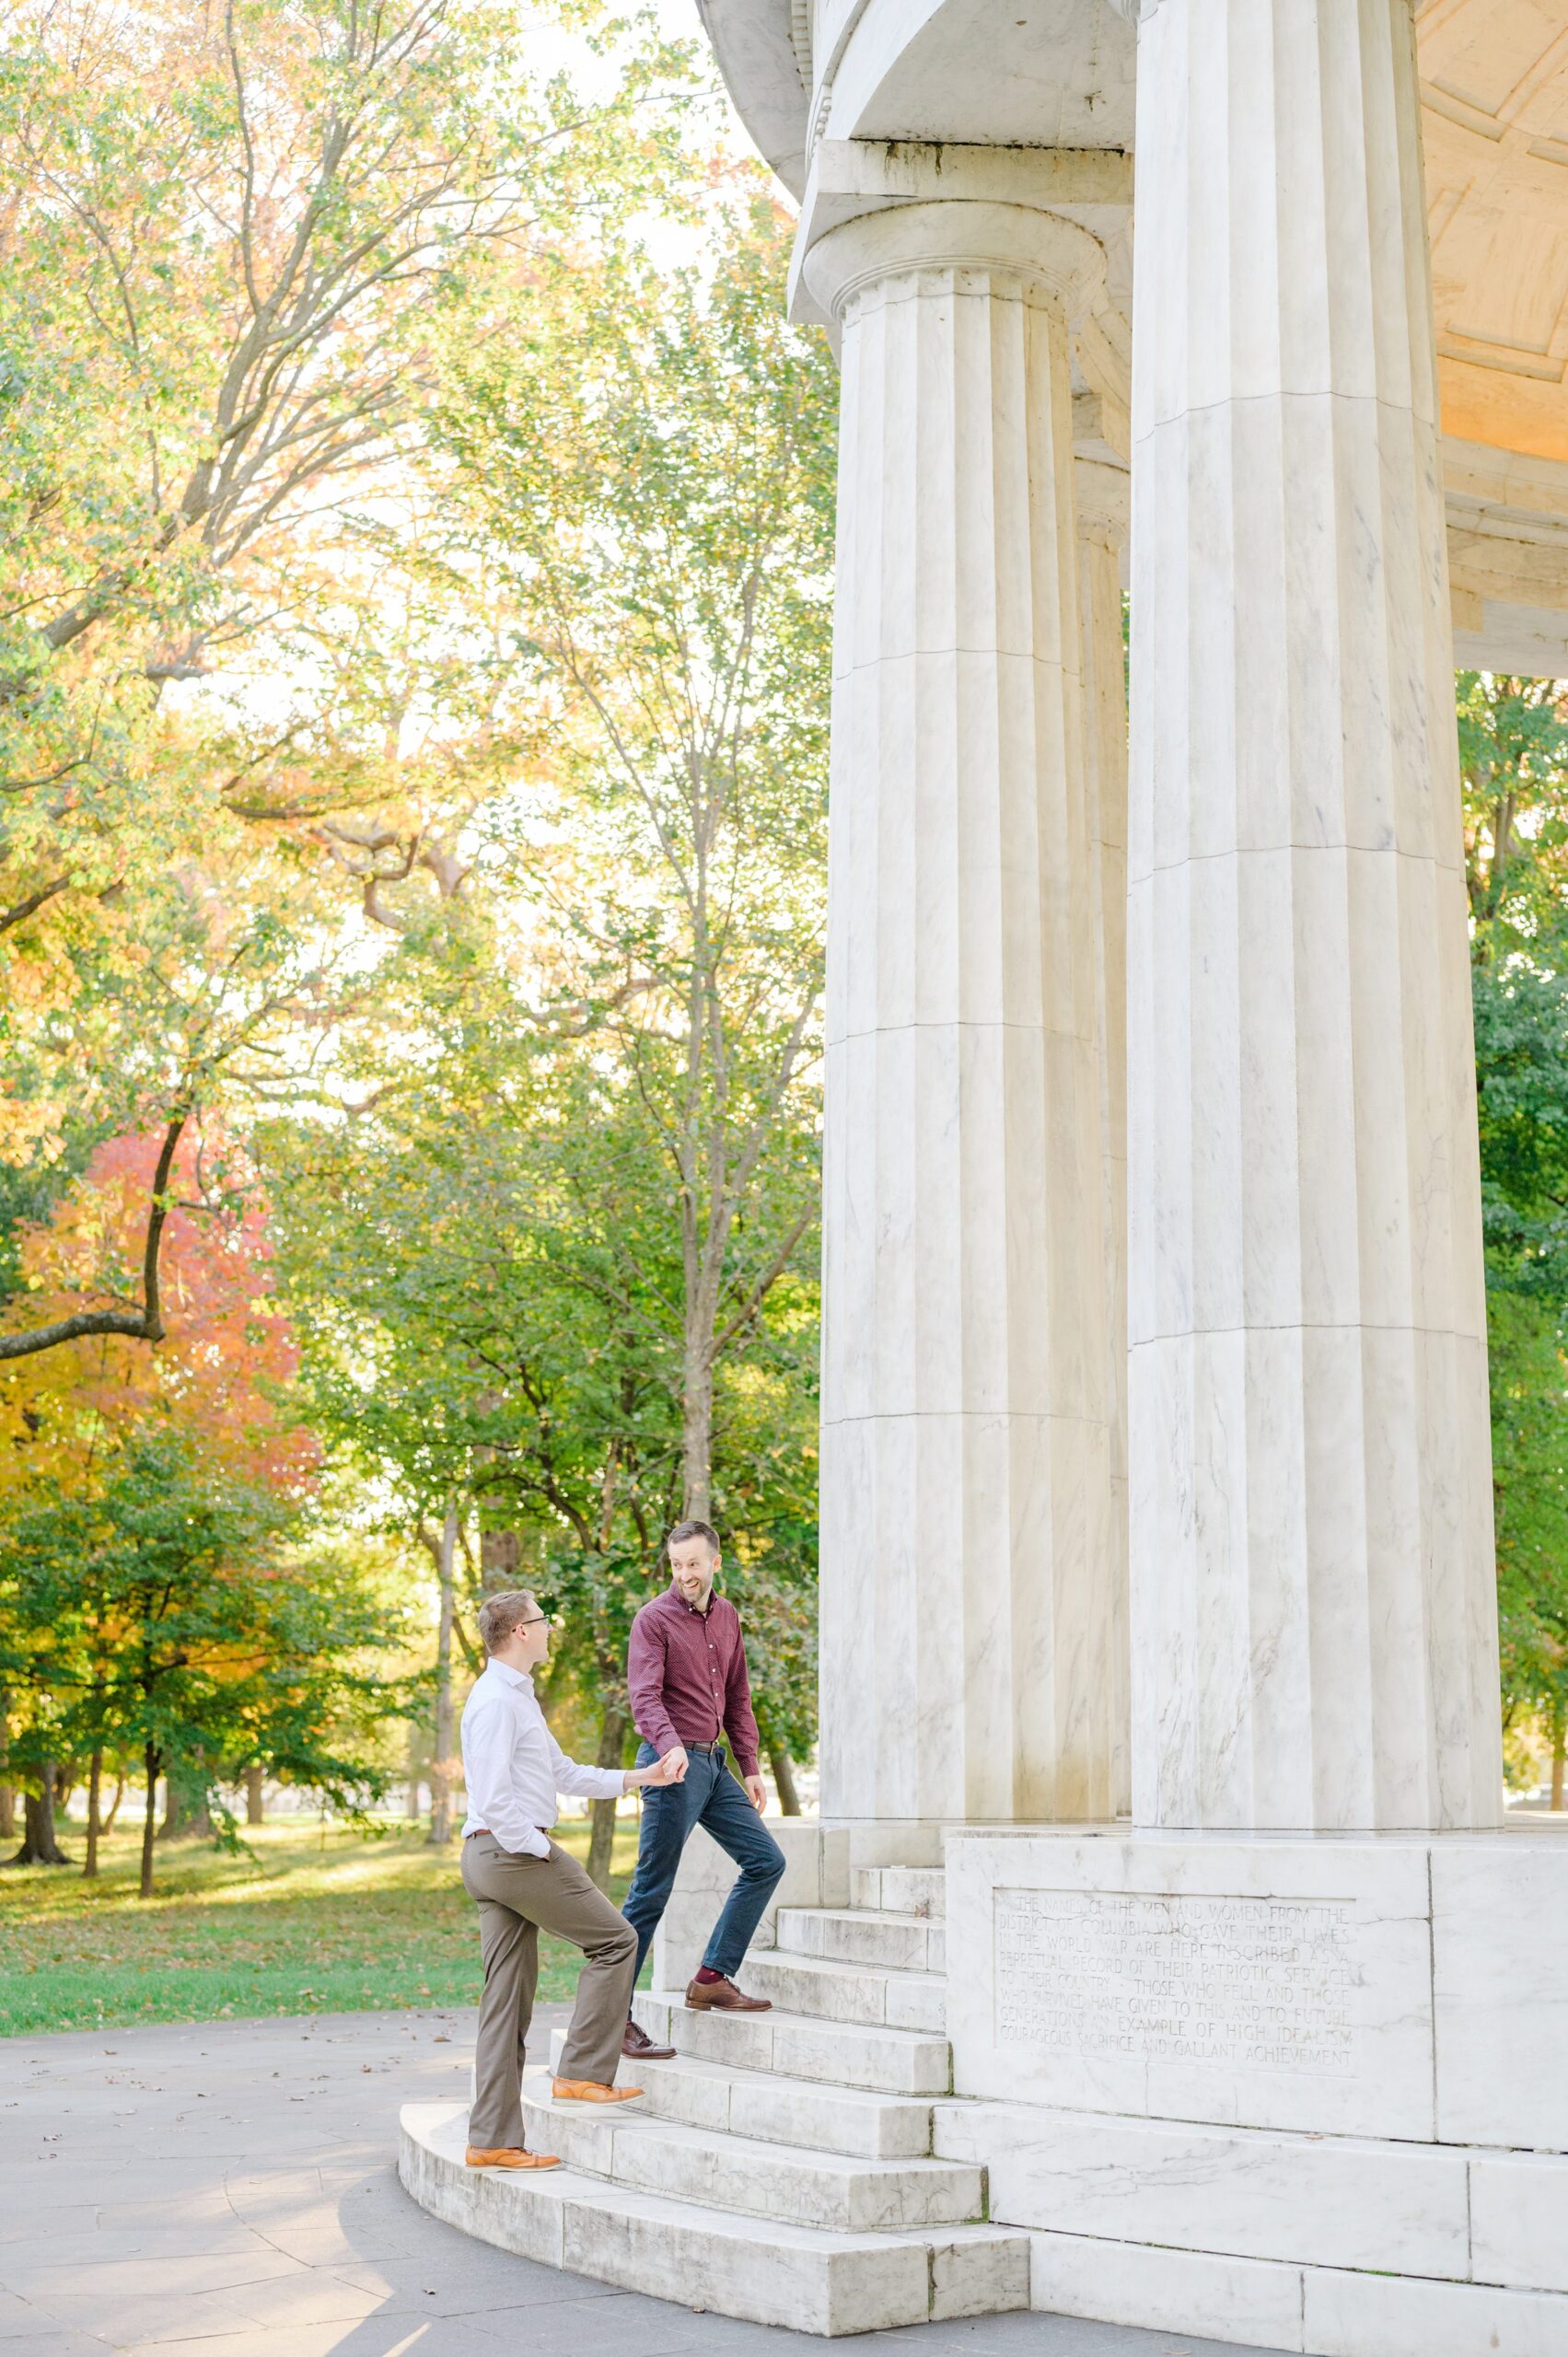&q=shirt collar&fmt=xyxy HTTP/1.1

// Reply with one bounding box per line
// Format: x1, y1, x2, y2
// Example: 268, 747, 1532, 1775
666, 1578, 716, 1617
488, 1658, 532, 1689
